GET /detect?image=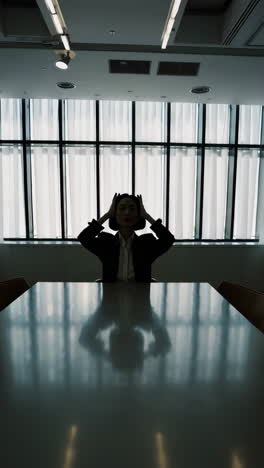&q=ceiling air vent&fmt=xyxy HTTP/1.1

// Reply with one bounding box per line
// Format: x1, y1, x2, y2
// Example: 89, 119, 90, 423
56, 82, 76, 89
157, 62, 200, 76
191, 86, 211, 94
109, 60, 151, 74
